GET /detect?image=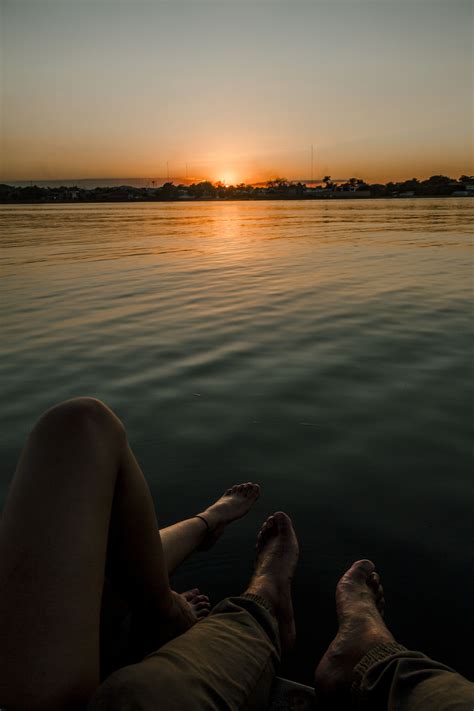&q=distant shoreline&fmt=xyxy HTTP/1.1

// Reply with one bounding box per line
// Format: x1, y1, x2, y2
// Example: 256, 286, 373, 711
1, 175, 473, 204
0, 195, 473, 206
